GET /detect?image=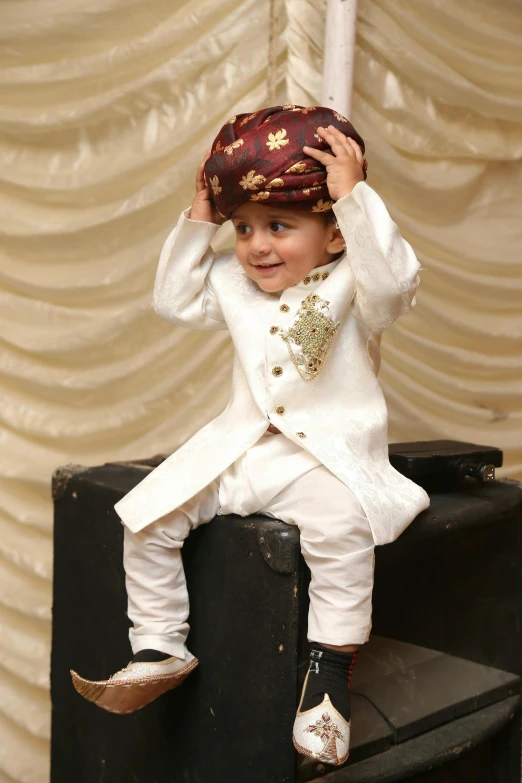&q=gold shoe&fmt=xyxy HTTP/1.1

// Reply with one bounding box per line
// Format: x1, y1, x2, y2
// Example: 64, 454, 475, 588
292, 670, 350, 766
70, 652, 198, 715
